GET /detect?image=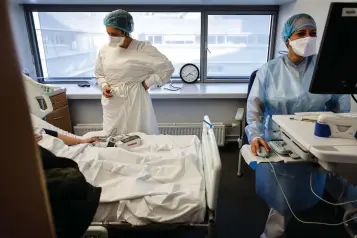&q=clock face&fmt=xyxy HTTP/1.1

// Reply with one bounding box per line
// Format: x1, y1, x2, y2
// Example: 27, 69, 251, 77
180, 64, 199, 83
